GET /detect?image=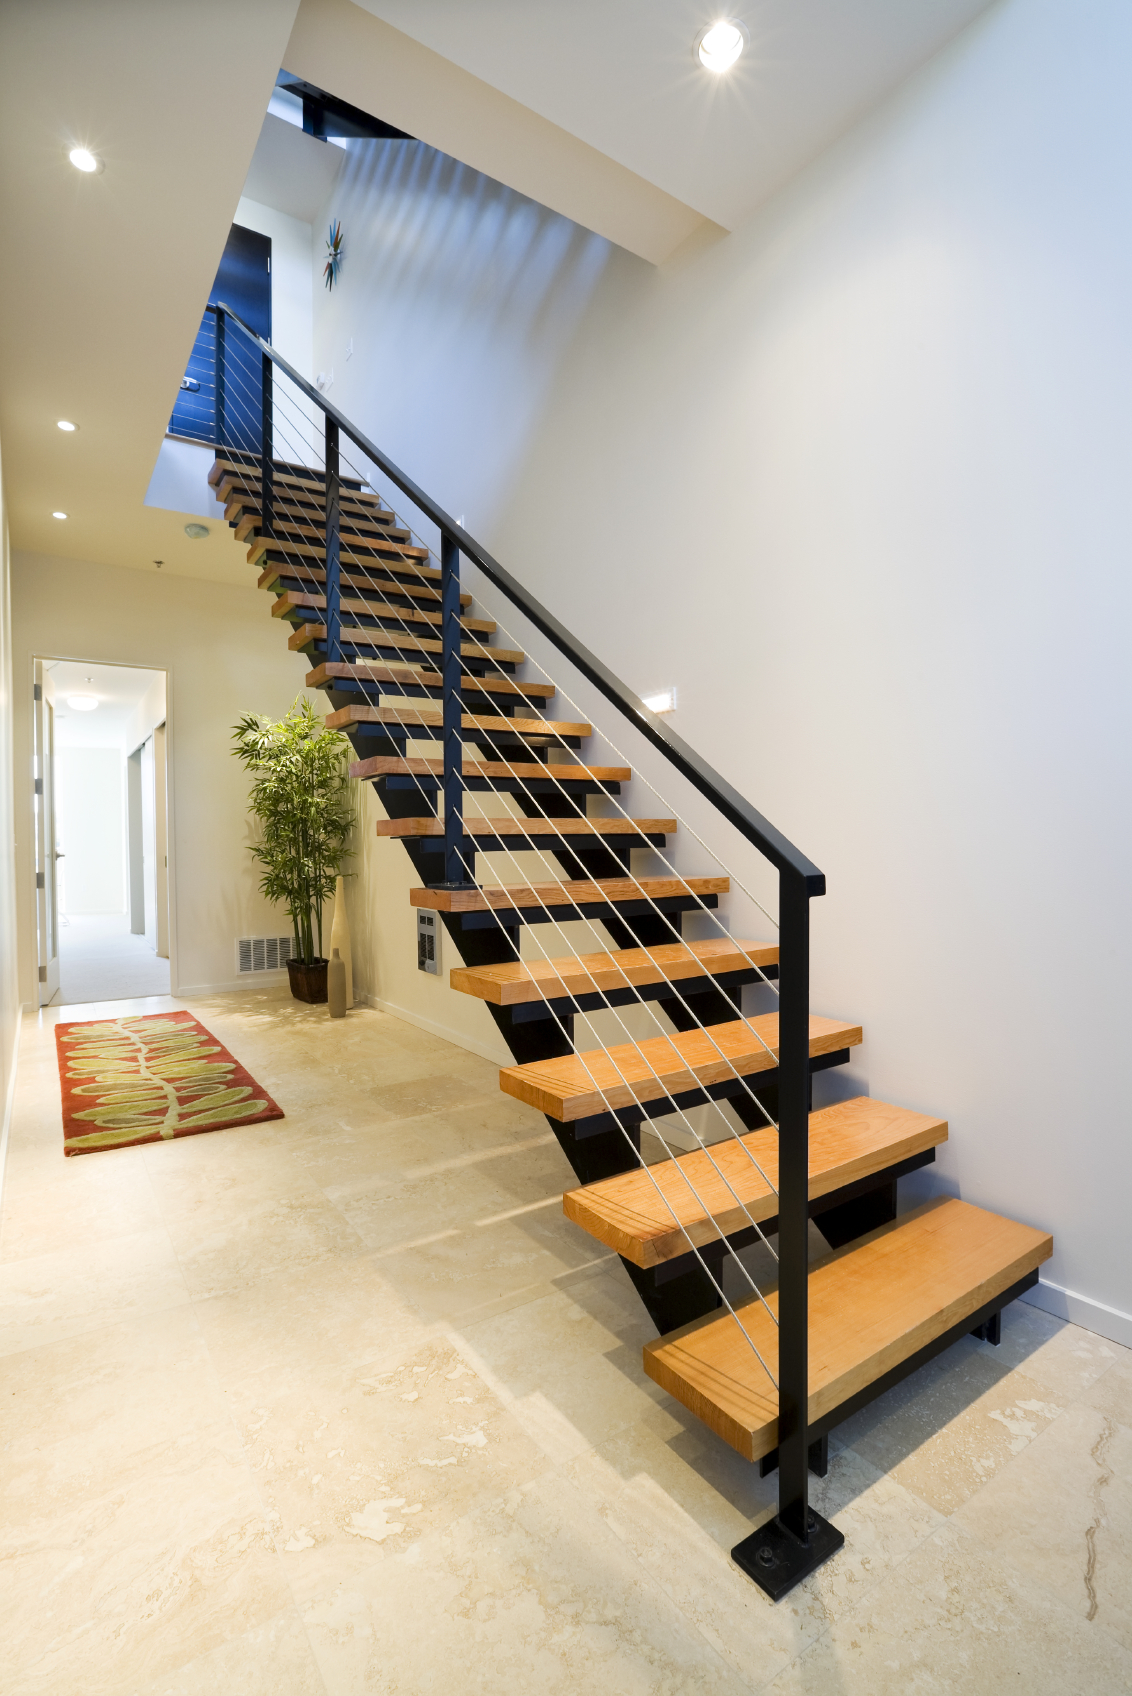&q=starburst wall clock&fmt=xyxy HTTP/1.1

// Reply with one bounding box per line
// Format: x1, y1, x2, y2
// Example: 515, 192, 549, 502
324, 219, 344, 291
